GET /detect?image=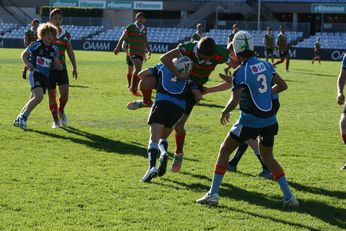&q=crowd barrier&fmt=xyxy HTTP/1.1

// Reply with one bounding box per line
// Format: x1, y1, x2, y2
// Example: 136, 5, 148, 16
1, 38, 345, 61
